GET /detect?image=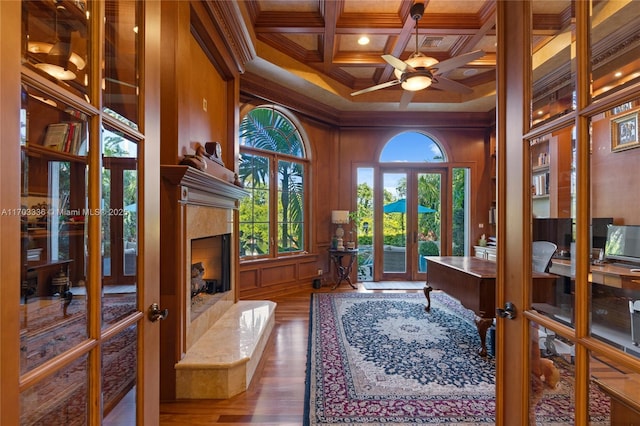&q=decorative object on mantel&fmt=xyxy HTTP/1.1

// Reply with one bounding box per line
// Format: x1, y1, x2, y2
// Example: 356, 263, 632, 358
204, 141, 225, 166
180, 145, 207, 171
233, 173, 244, 188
